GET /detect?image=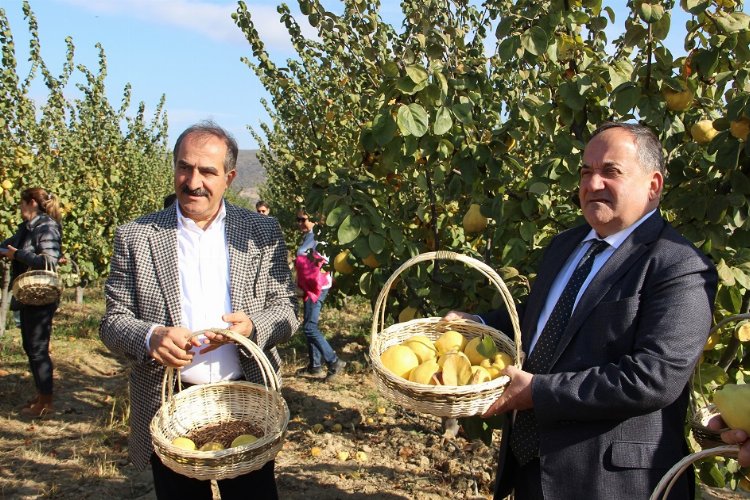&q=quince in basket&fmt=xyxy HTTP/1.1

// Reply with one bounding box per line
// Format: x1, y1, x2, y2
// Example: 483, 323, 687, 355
380, 332, 510, 386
